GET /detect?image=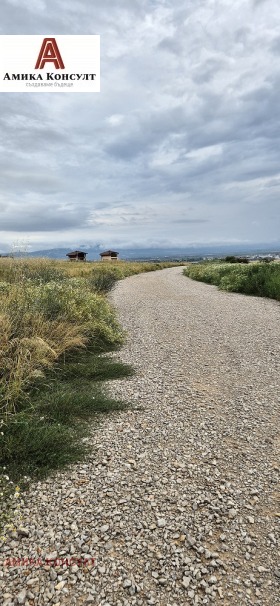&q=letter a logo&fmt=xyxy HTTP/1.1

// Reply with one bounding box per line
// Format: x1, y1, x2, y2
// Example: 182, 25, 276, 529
35, 38, 65, 69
